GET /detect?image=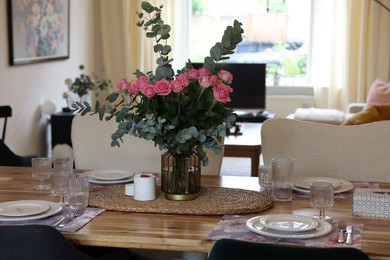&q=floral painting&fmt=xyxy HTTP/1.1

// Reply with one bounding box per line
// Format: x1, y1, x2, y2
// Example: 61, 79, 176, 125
7, 0, 69, 65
